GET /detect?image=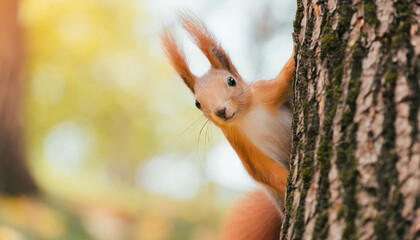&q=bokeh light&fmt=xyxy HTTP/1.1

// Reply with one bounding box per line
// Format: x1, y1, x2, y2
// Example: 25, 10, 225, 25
0, 0, 296, 239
